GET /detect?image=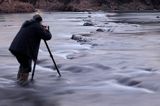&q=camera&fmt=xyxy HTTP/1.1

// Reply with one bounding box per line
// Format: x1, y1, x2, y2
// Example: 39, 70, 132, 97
42, 25, 49, 30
